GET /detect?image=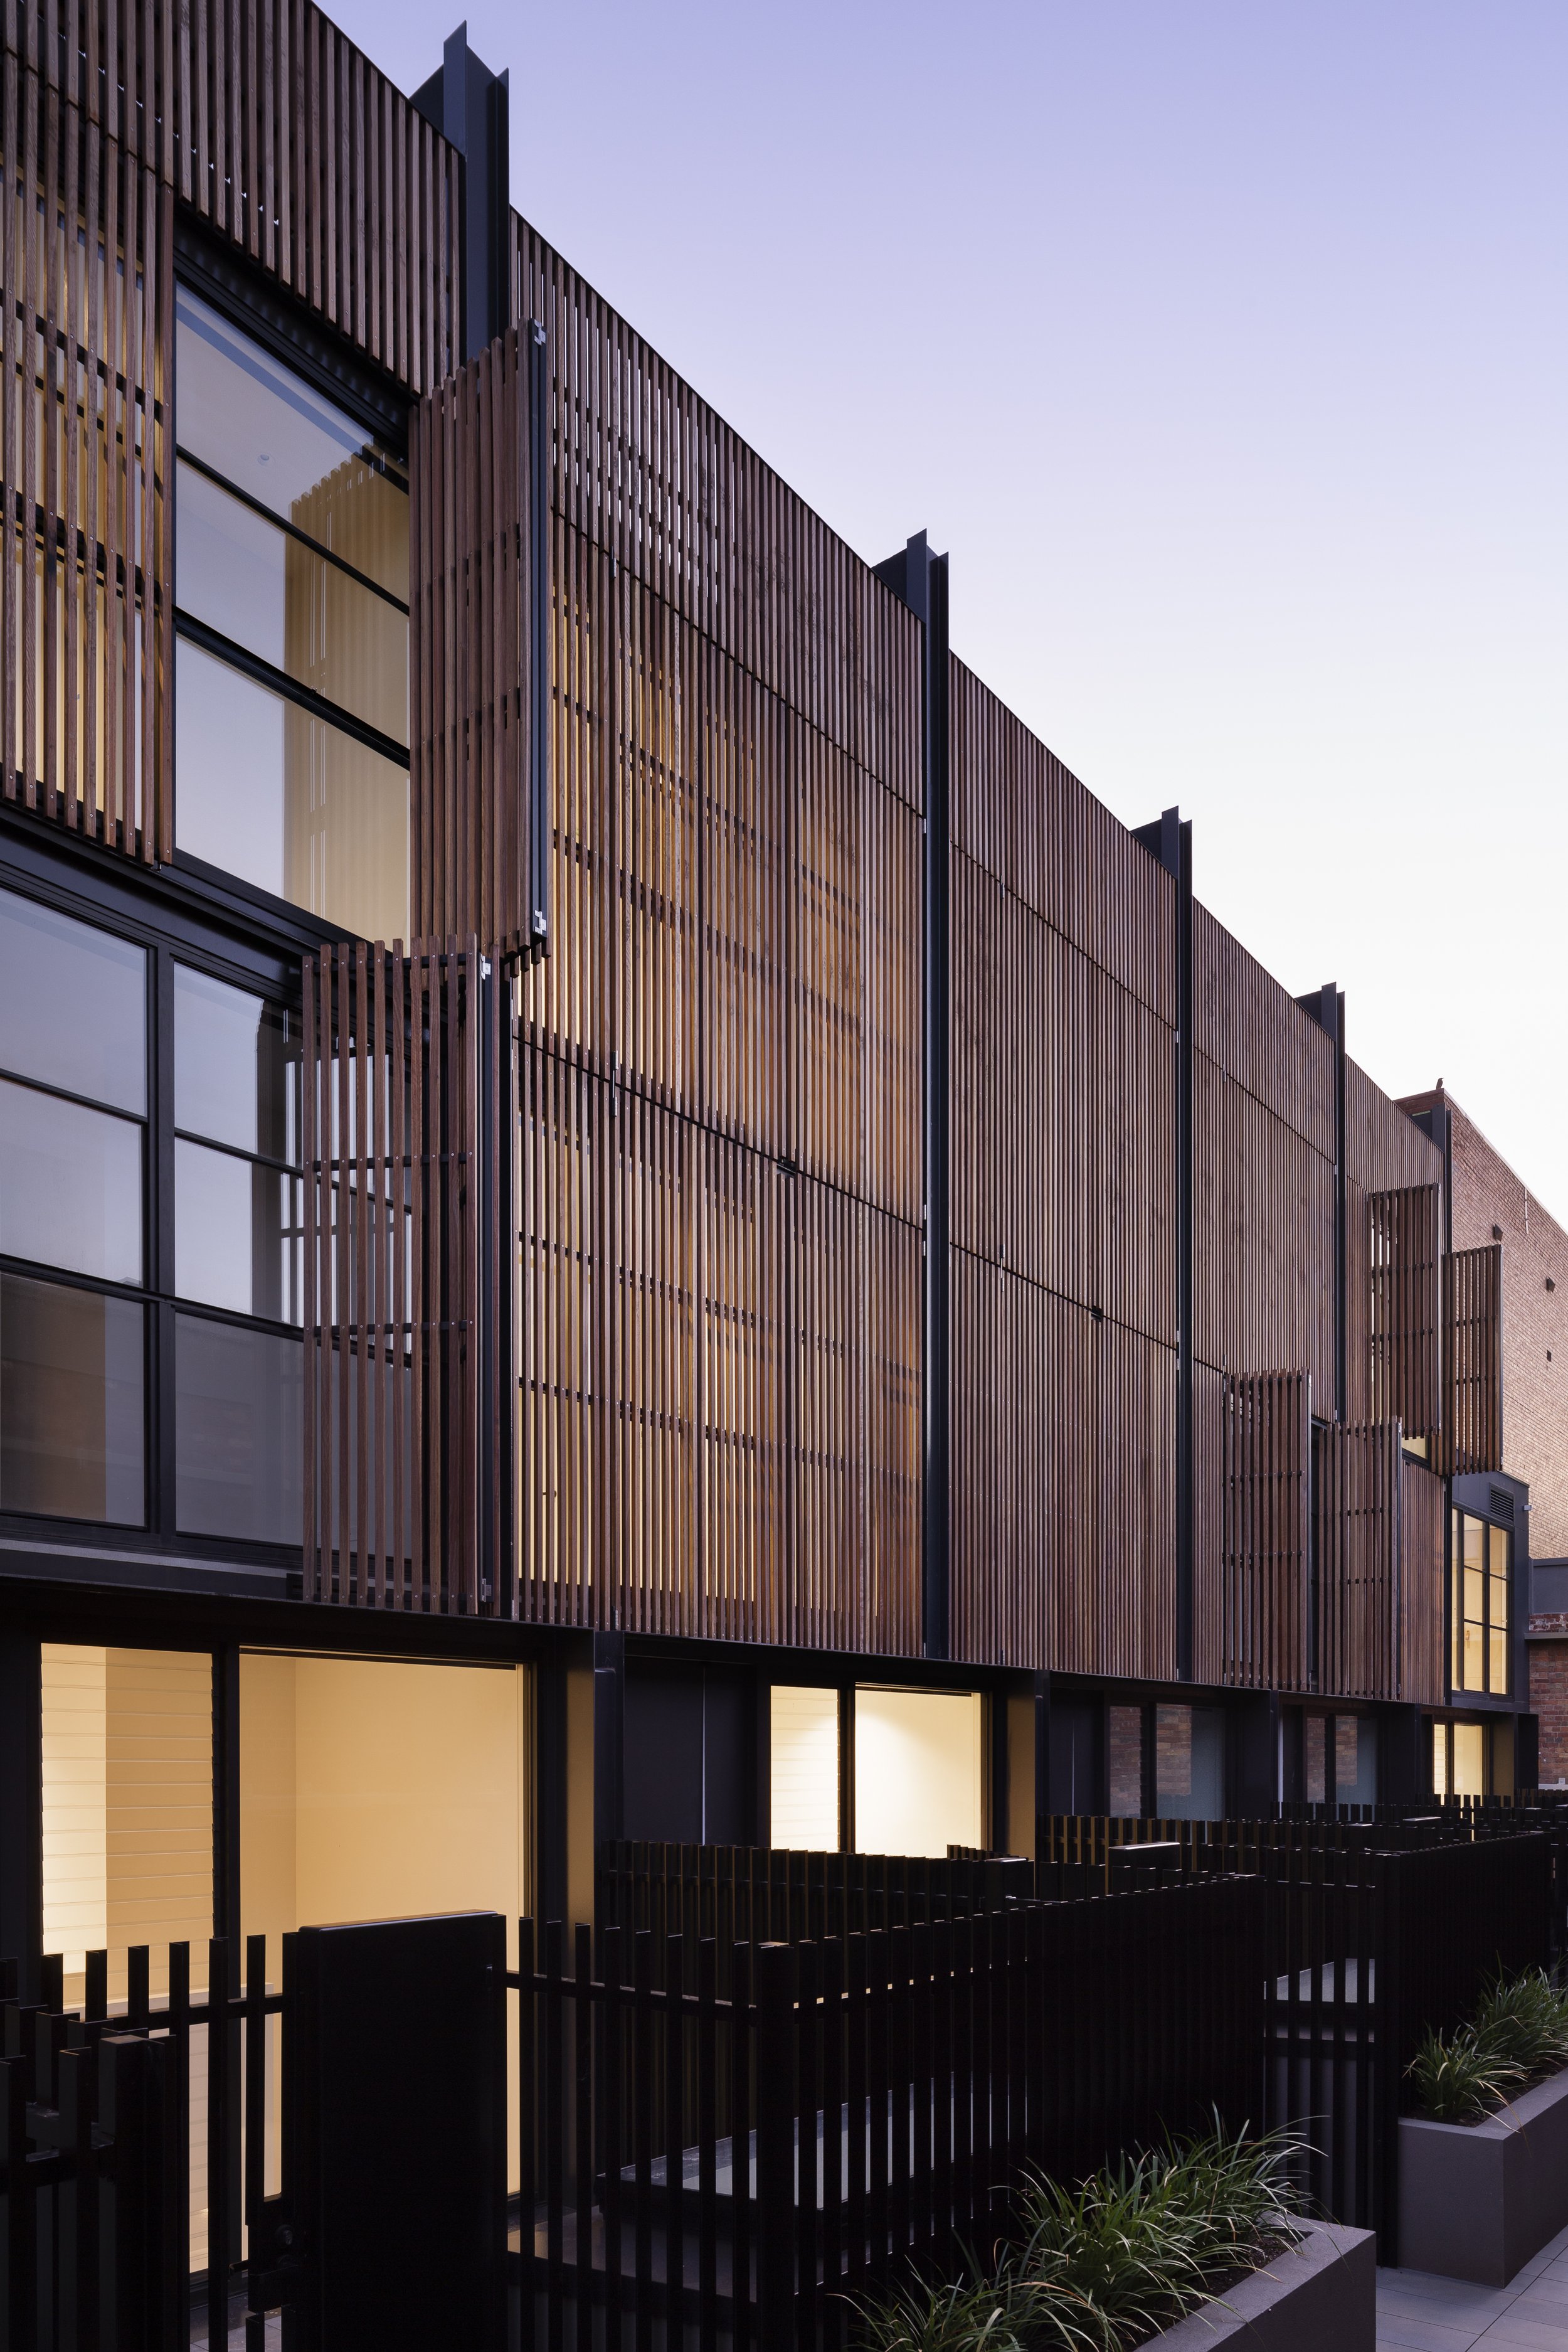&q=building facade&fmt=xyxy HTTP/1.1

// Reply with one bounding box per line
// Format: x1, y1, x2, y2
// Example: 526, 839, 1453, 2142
0, 3, 1527, 1991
